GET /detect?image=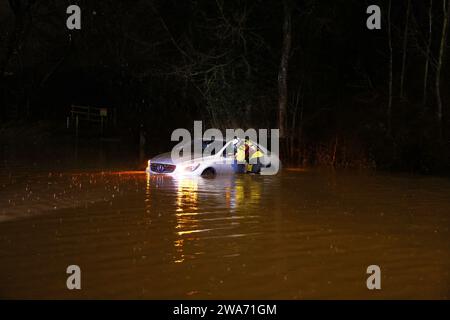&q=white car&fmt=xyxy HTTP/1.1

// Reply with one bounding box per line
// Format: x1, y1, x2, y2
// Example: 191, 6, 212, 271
146, 138, 280, 177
